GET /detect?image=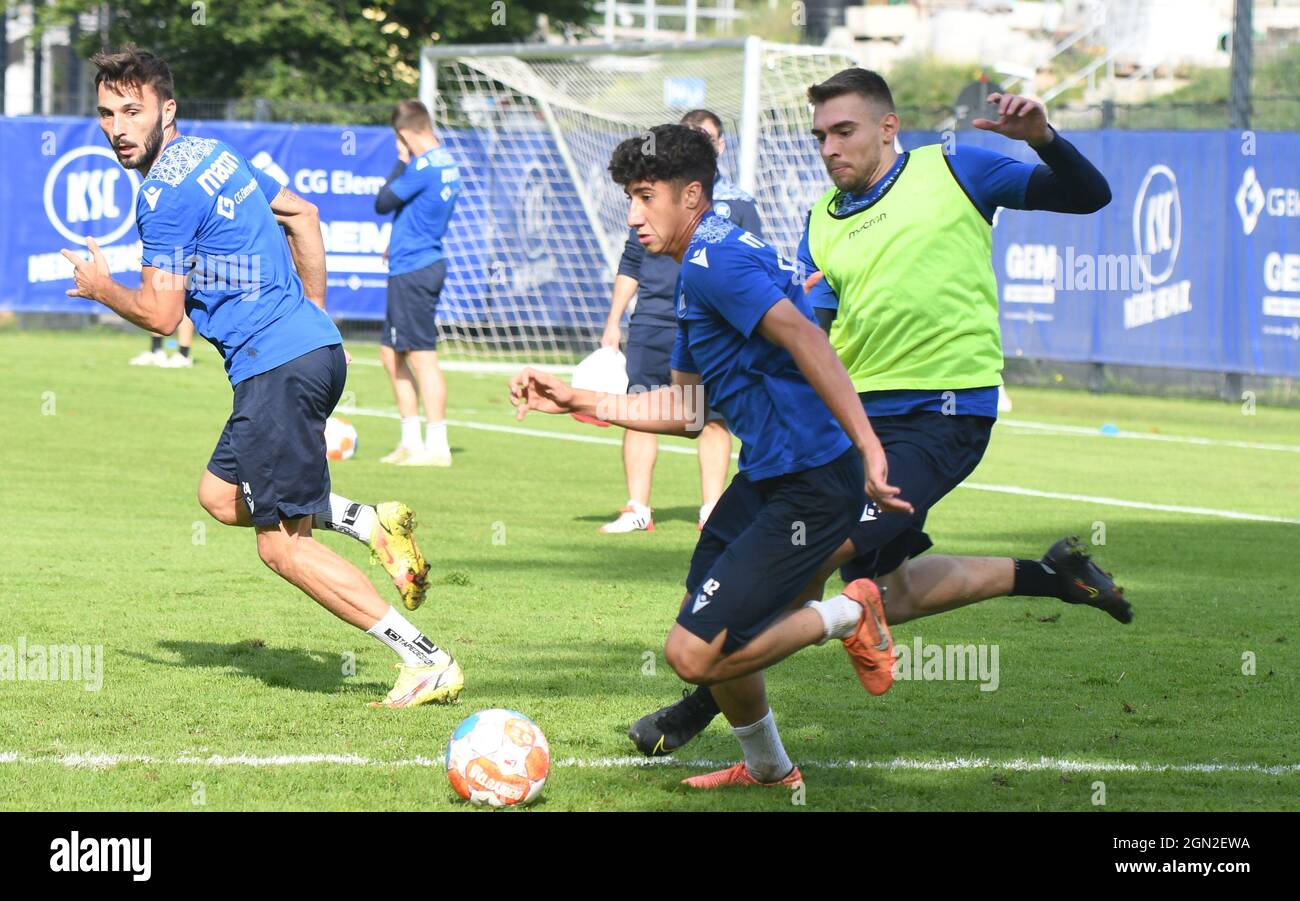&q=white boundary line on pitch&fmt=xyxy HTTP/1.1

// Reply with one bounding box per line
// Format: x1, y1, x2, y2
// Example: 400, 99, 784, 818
996, 418, 1300, 454
1, 752, 1296, 775
347, 359, 1300, 454
343, 407, 1300, 525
